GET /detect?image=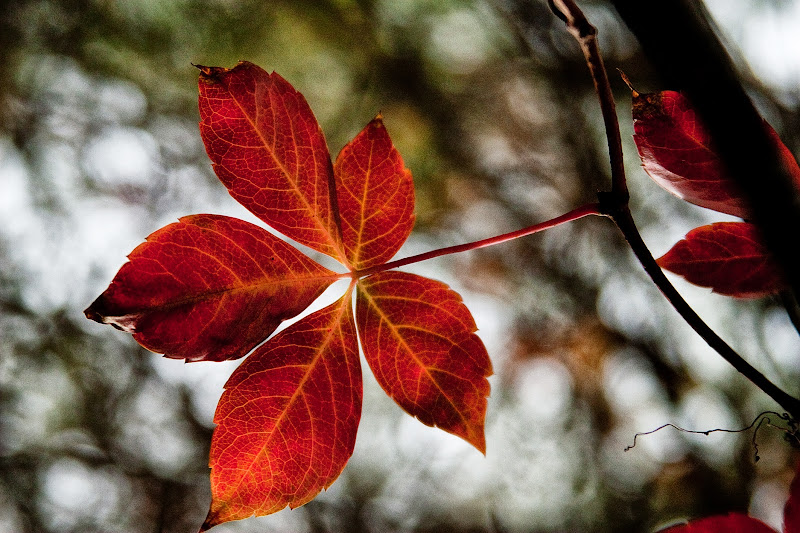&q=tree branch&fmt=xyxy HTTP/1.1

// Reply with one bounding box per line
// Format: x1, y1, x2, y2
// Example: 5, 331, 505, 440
609, 0, 800, 302
548, 0, 800, 420
548, 0, 628, 202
